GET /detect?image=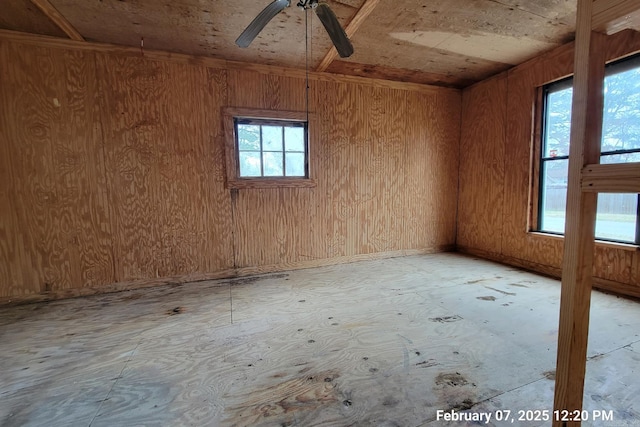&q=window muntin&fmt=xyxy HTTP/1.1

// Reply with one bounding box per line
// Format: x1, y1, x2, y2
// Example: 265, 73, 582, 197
235, 119, 308, 179
538, 55, 640, 244
222, 108, 313, 189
